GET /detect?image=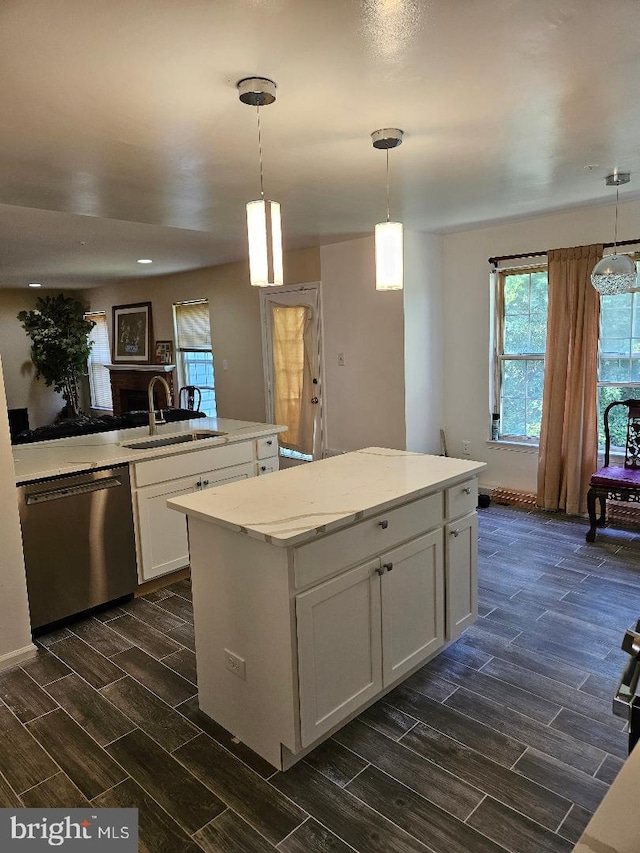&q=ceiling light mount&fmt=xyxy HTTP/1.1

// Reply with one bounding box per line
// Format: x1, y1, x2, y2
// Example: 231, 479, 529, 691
605, 169, 630, 187
371, 128, 404, 150
237, 77, 277, 107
